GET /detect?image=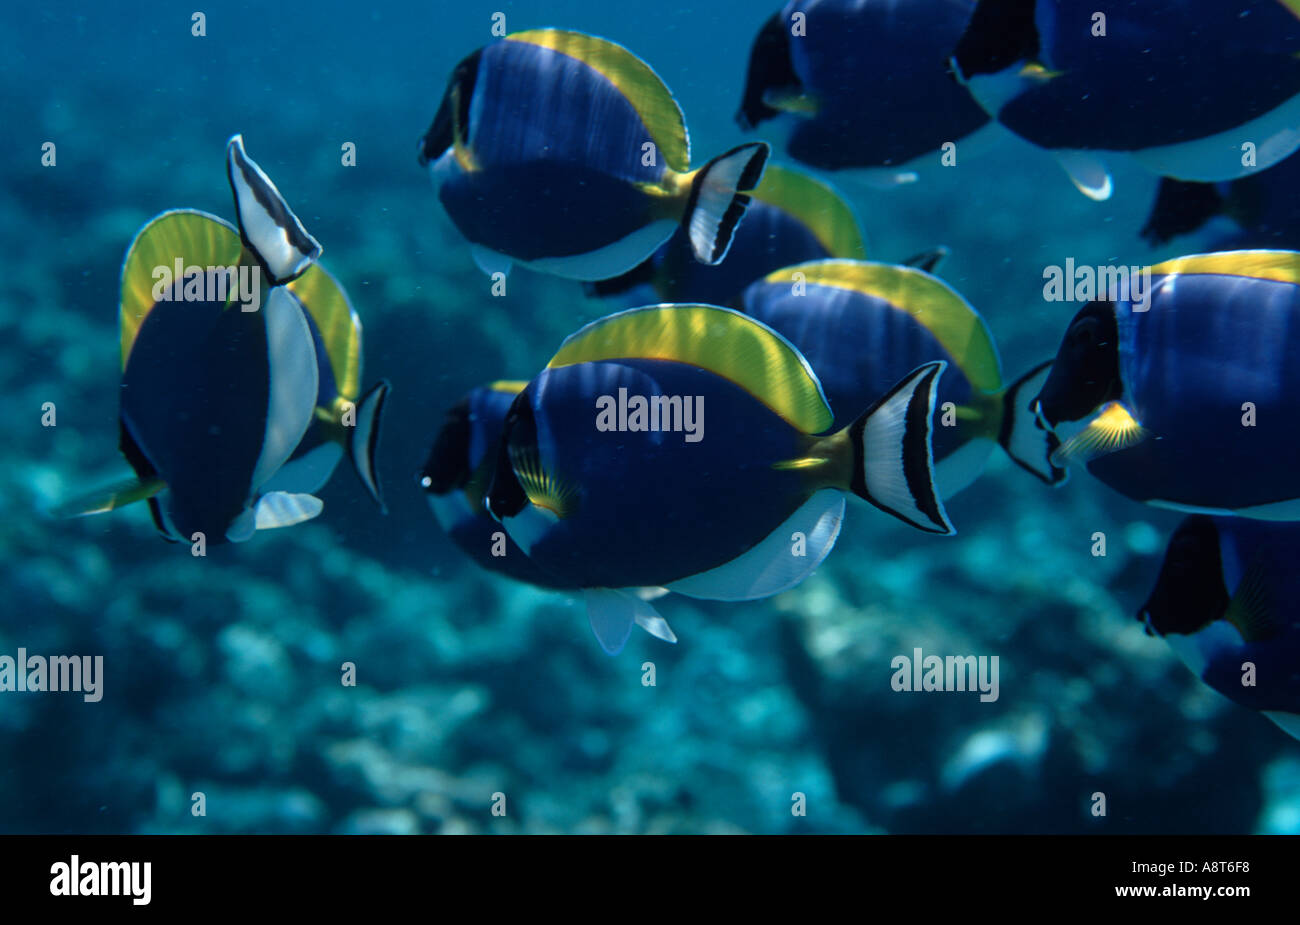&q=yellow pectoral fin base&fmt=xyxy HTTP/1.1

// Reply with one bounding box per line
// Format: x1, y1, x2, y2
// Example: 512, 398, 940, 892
511, 445, 579, 519
1050, 402, 1149, 468
1224, 559, 1280, 644
52, 476, 167, 519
